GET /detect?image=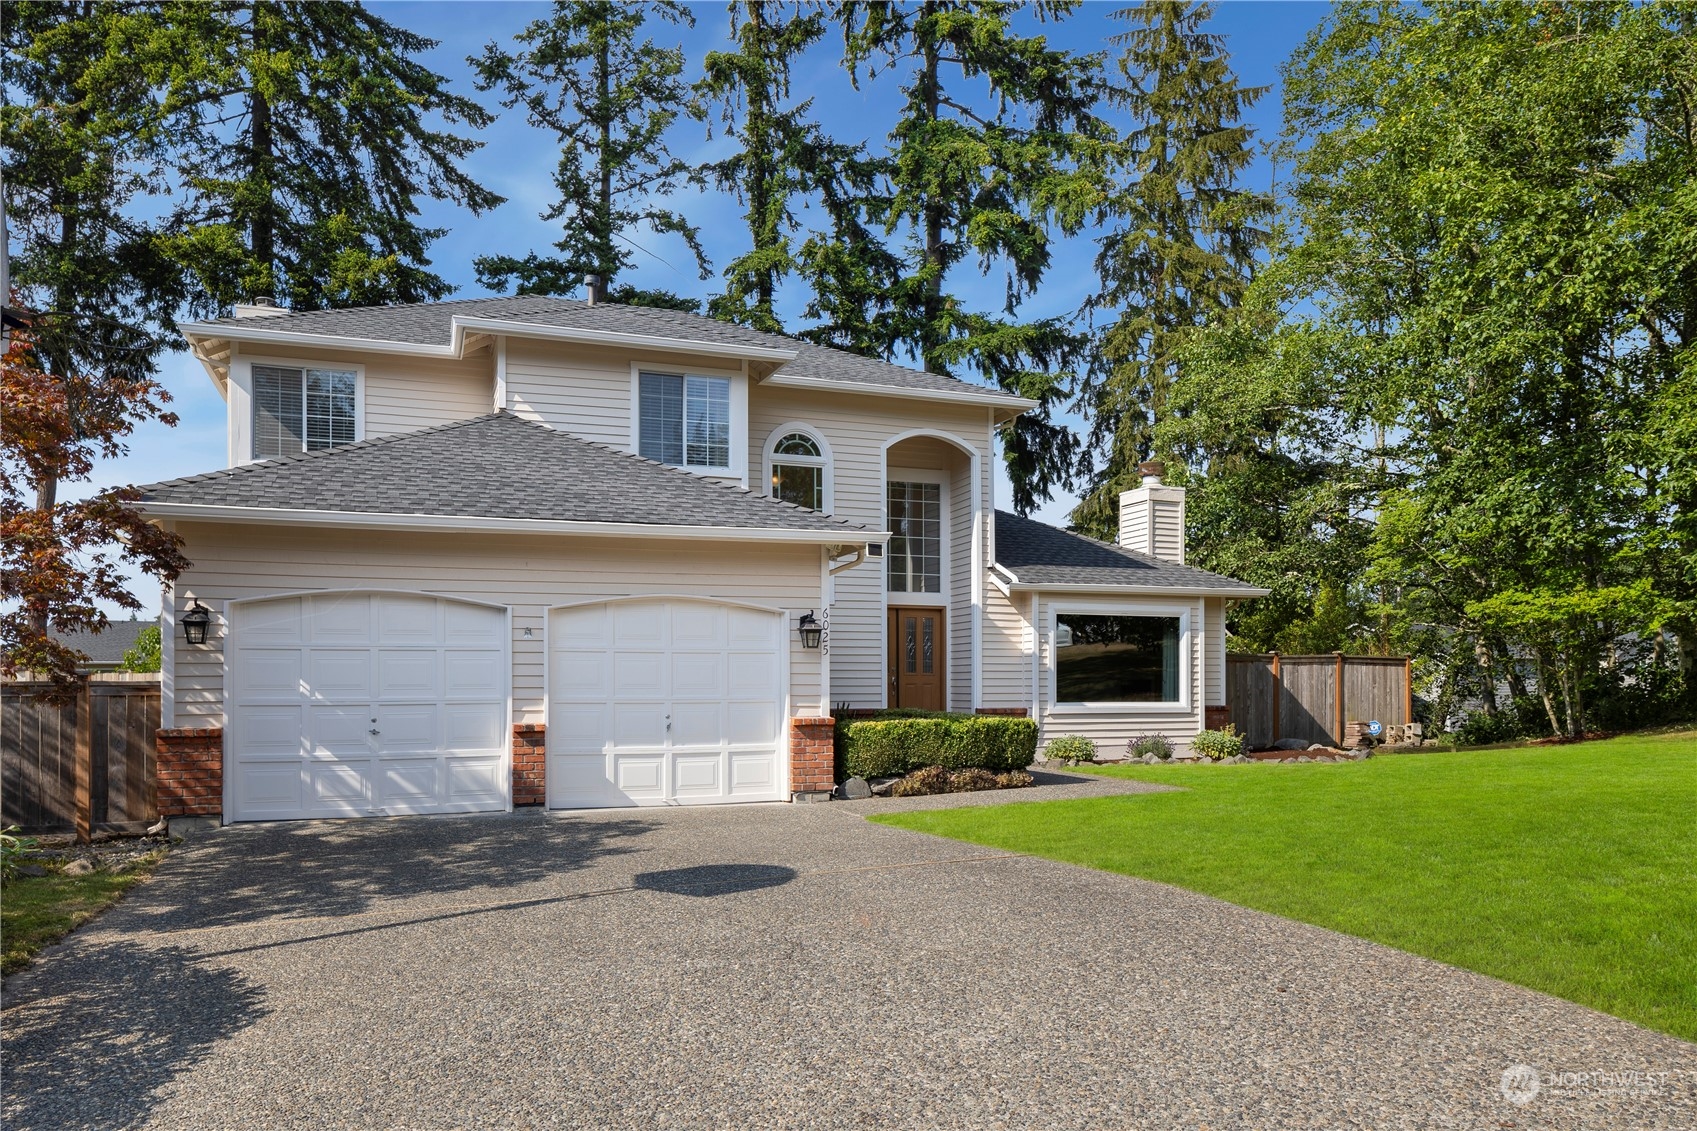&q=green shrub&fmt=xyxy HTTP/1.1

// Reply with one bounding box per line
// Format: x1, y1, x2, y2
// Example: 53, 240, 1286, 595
1043, 734, 1097, 765
1190, 724, 1244, 761
837, 713, 1038, 780
994, 770, 1034, 789
0, 827, 37, 883
891, 765, 951, 797
948, 768, 998, 793
1127, 734, 1174, 760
